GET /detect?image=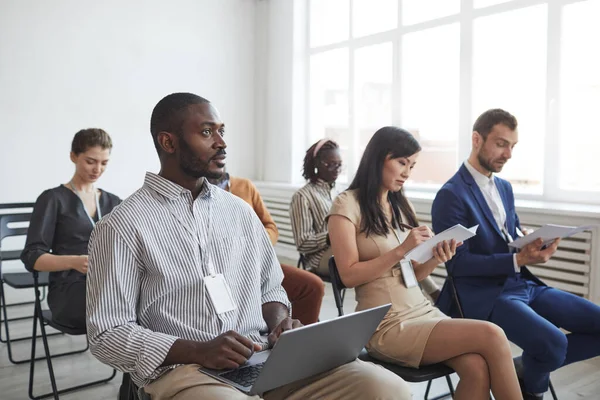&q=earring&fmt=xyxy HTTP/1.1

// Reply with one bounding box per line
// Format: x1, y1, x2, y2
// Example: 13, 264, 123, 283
314, 167, 318, 174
